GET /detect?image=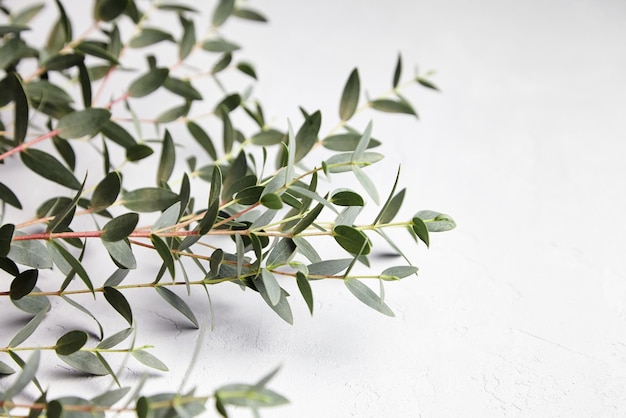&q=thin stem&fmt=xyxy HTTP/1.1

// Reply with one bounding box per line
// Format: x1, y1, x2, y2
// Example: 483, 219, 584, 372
0, 130, 60, 162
